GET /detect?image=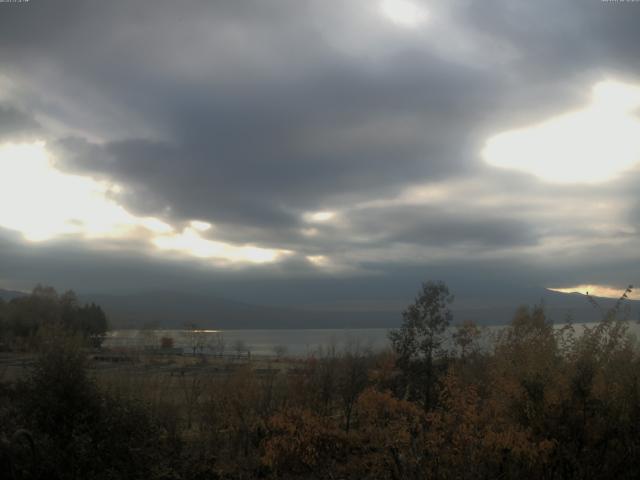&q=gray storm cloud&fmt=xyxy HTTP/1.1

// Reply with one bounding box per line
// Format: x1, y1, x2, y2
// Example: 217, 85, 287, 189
0, 0, 638, 303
